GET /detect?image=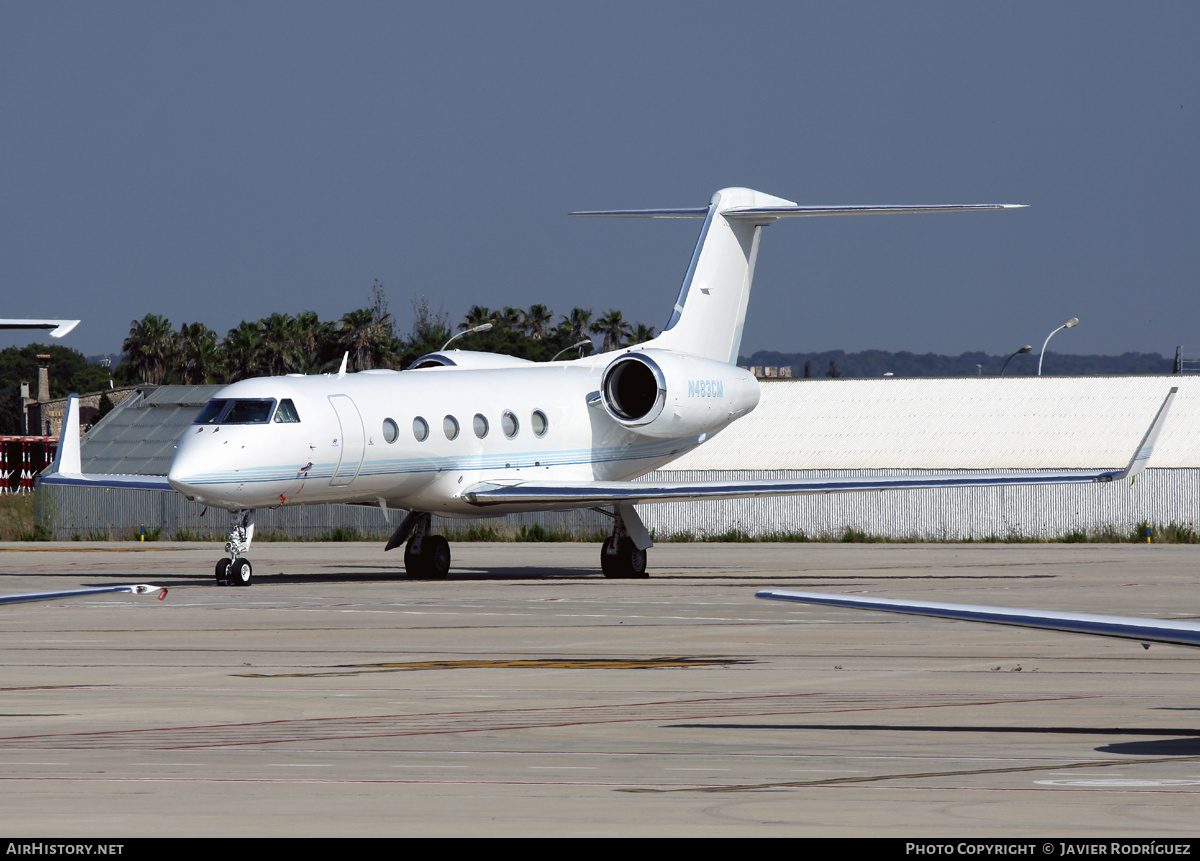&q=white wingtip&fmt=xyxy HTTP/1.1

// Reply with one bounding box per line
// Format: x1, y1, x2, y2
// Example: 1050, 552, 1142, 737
49, 320, 81, 338
1116, 387, 1177, 481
